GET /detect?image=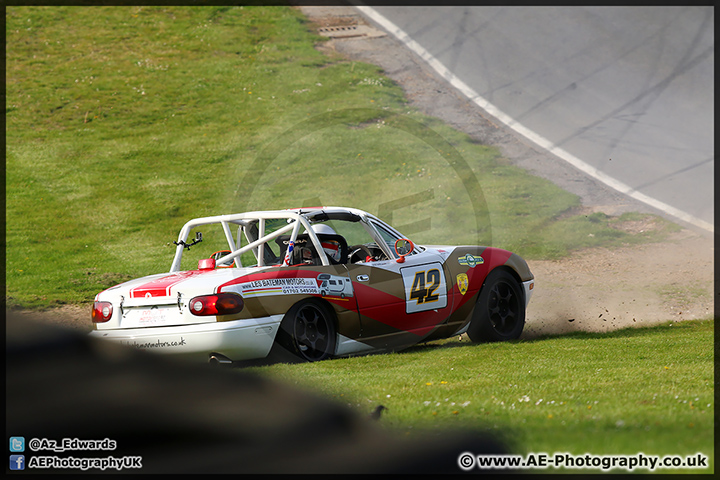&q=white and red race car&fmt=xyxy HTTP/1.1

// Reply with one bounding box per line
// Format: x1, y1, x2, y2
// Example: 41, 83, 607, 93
91, 207, 534, 363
